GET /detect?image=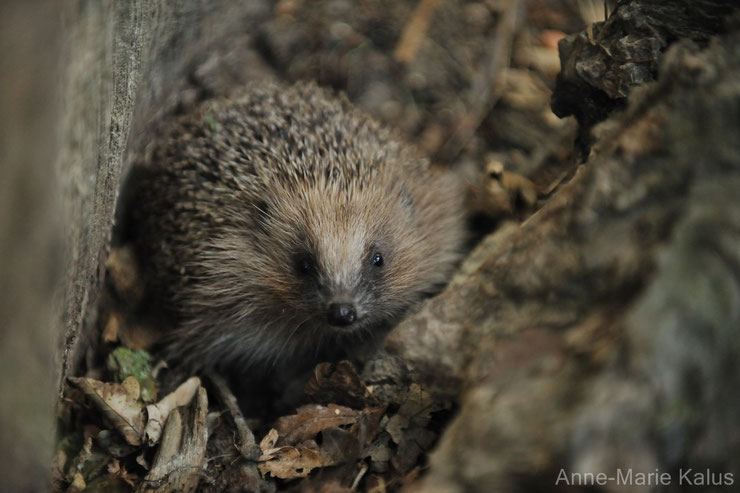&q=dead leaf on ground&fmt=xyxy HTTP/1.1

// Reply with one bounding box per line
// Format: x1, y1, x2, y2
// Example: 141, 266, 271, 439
385, 383, 446, 474
349, 406, 386, 449
260, 428, 279, 452
258, 443, 336, 480
274, 403, 359, 446
69, 377, 145, 446
305, 360, 378, 409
